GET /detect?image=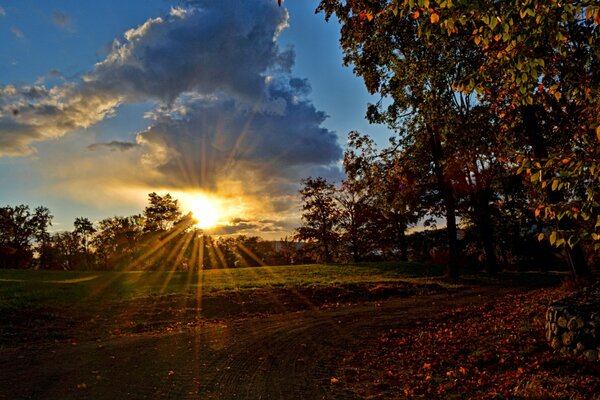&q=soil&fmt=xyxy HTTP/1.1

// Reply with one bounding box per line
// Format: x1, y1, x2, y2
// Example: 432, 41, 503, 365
0, 279, 558, 399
